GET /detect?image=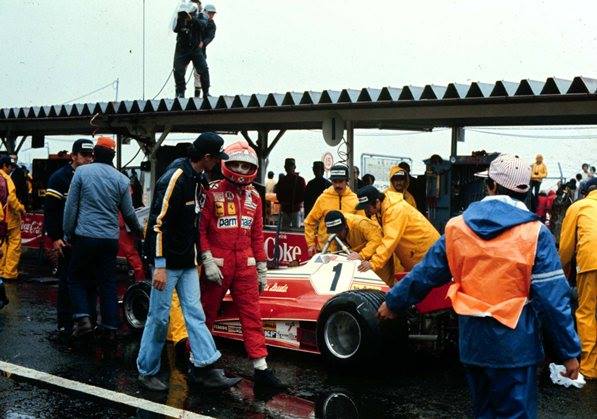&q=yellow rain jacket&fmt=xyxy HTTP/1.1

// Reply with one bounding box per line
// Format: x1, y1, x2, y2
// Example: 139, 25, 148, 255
559, 188, 597, 379
343, 213, 382, 260
559, 189, 597, 274
370, 191, 439, 272
326, 213, 394, 285
531, 162, 548, 182
386, 165, 417, 209
0, 170, 24, 280
0, 171, 24, 229
304, 185, 363, 249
